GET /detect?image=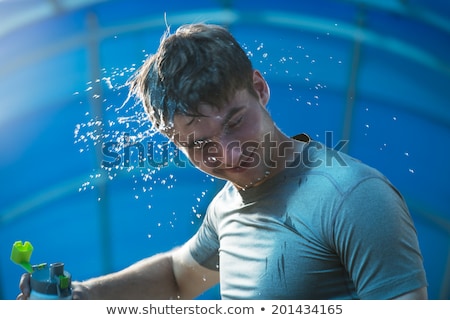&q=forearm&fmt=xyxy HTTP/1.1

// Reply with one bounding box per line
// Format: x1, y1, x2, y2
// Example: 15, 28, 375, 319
80, 252, 180, 300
